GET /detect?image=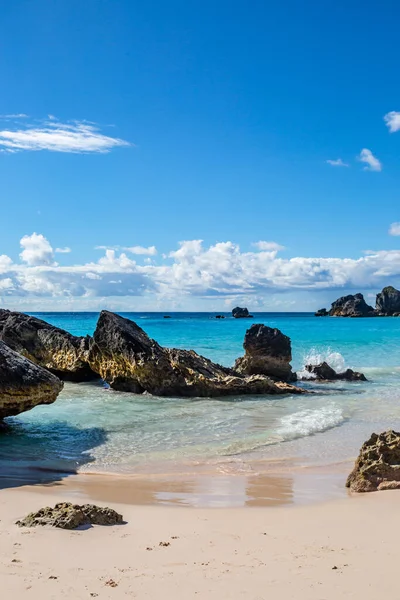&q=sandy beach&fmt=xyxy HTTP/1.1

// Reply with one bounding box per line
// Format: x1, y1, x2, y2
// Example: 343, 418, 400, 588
0, 476, 398, 599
